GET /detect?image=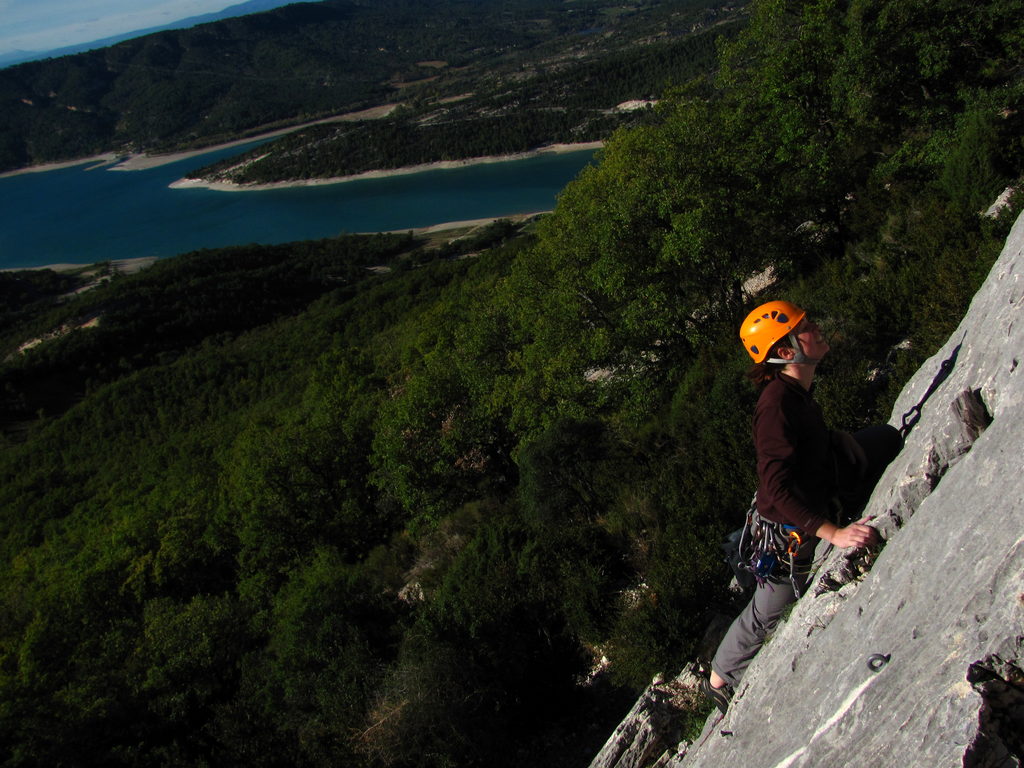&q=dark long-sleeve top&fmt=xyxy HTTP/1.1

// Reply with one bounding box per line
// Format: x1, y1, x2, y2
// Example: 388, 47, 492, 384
753, 373, 835, 534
